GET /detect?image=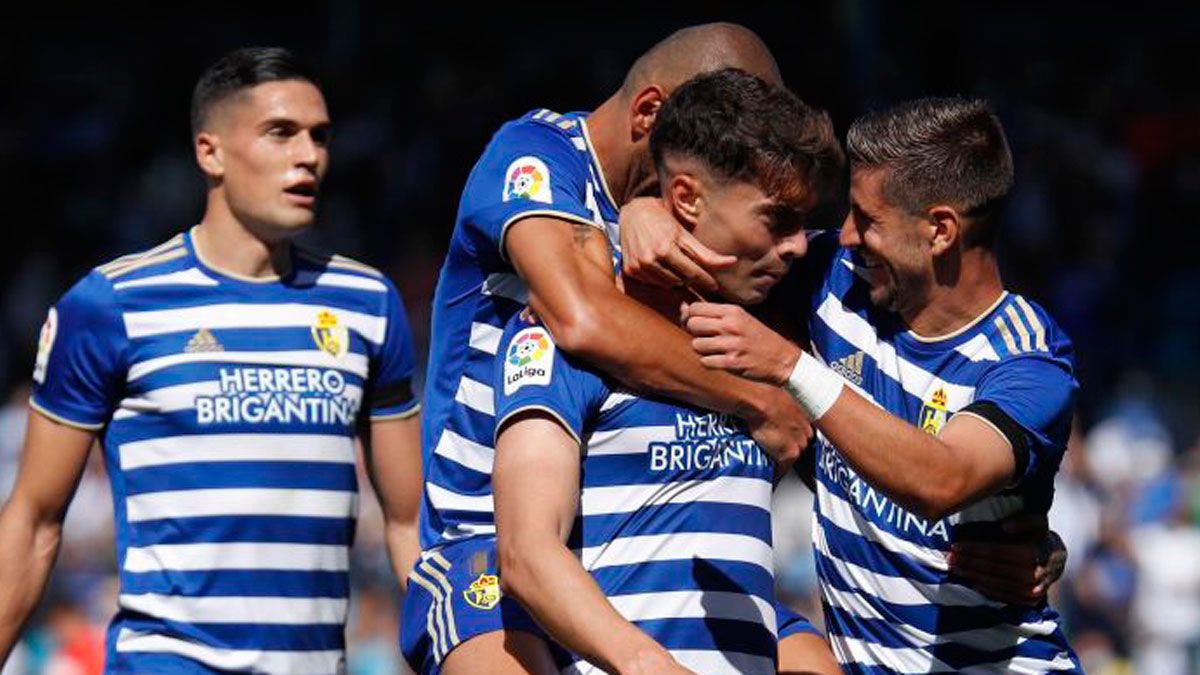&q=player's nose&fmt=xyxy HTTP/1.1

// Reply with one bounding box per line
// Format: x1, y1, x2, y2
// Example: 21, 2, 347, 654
776, 230, 808, 262
839, 212, 861, 248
